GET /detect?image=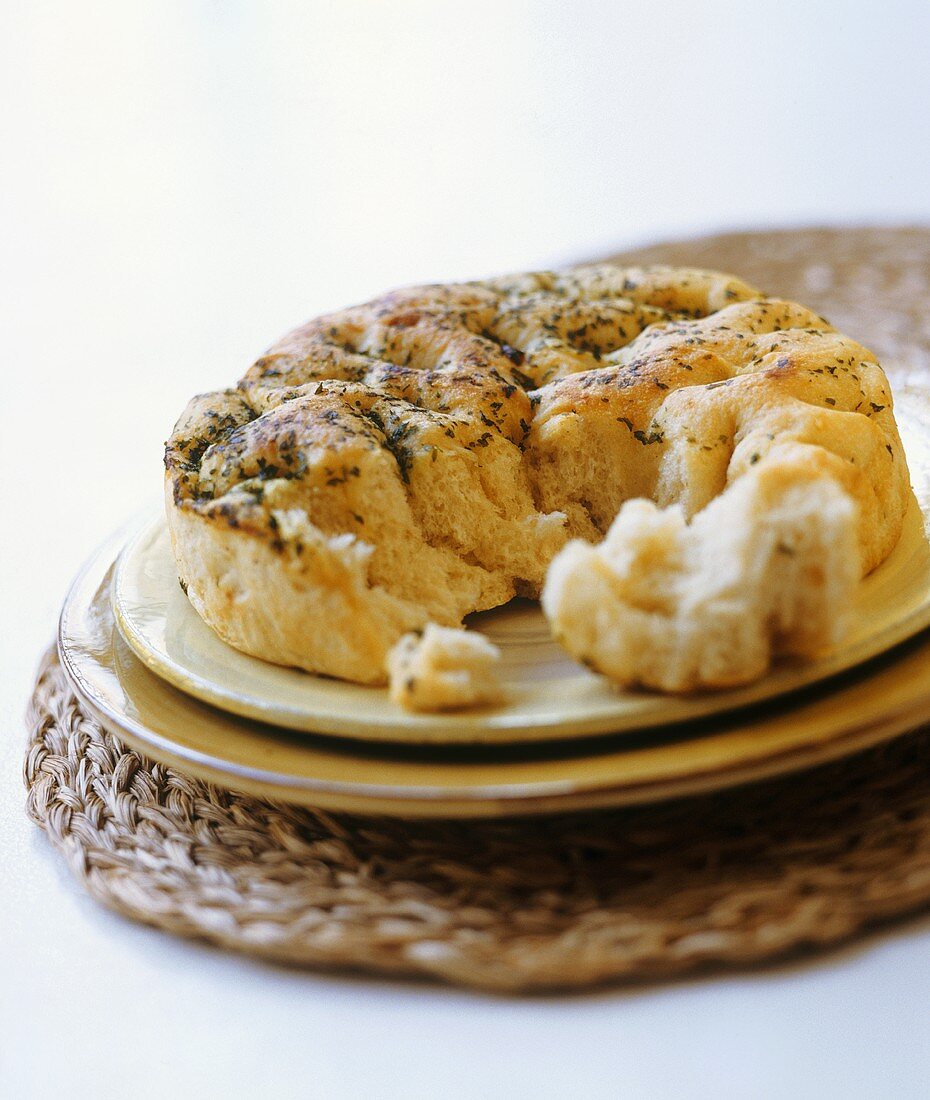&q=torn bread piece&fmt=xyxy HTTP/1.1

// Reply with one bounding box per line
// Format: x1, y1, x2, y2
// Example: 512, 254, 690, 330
387, 625, 504, 712
542, 446, 861, 692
